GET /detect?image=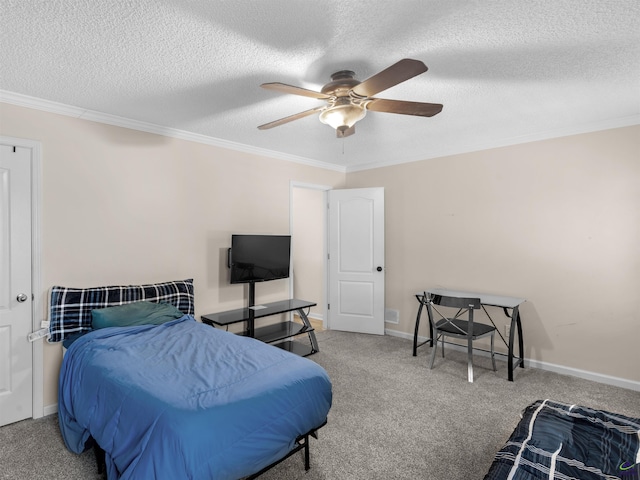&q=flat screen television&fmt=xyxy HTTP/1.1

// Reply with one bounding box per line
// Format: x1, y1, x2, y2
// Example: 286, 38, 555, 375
229, 234, 291, 284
